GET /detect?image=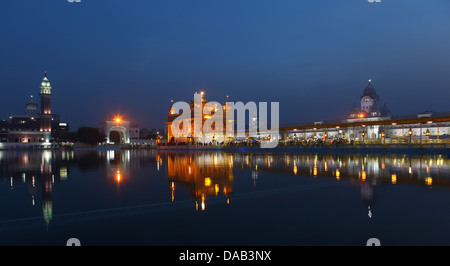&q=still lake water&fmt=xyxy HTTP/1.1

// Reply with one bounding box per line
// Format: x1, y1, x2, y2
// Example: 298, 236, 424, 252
0, 149, 449, 246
